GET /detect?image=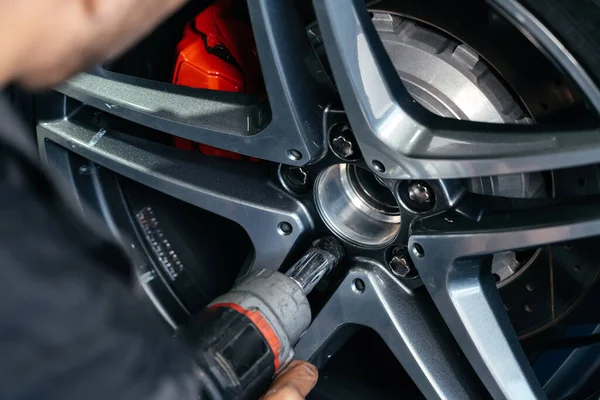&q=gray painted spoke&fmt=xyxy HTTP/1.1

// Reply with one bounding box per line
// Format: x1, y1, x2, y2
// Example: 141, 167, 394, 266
37, 118, 313, 273
247, 0, 327, 163
294, 260, 481, 400
314, 0, 600, 179
56, 0, 329, 165
409, 201, 600, 399
416, 256, 544, 400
